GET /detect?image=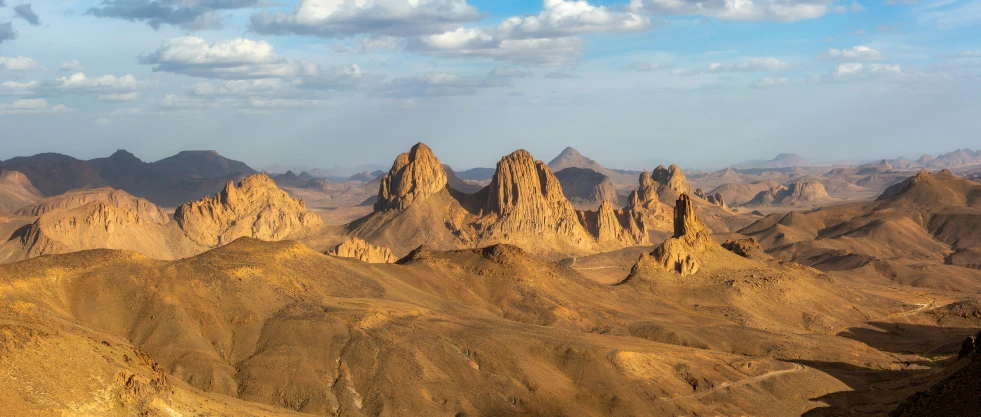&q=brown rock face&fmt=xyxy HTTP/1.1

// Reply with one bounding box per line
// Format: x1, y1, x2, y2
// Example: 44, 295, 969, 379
376, 143, 448, 211
650, 194, 715, 276
20, 202, 175, 259
591, 200, 647, 245
0, 170, 43, 213
328, 238, 397, 263
652, 164, 692, 195
175, 173, 322, 247
483, 150, 591, 245
16, 188, 169, 224
626, 172, 671, 231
